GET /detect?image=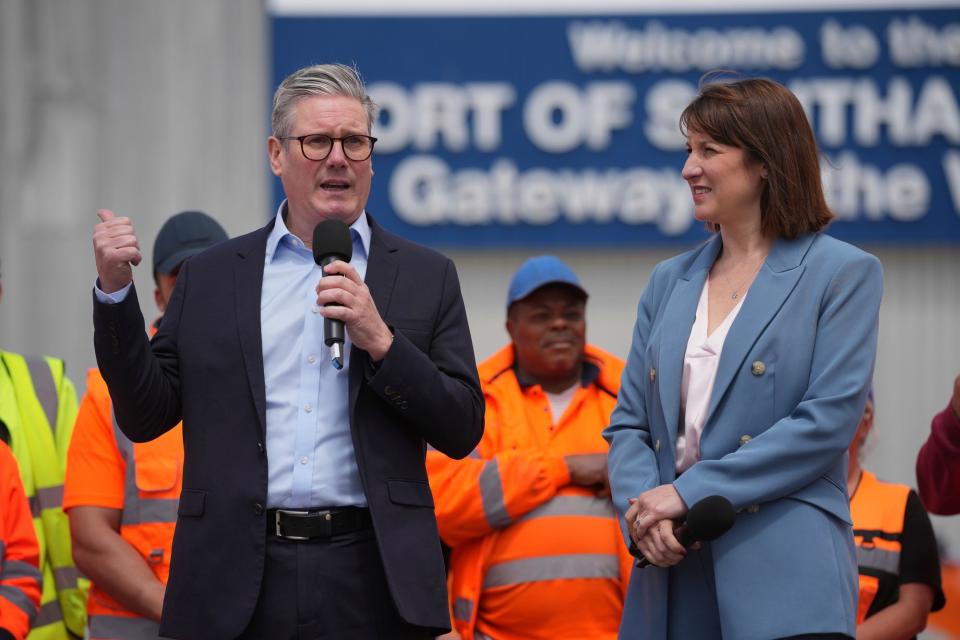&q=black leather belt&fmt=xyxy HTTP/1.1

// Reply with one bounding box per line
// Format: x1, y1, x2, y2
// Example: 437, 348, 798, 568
267, 507, 372, 541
